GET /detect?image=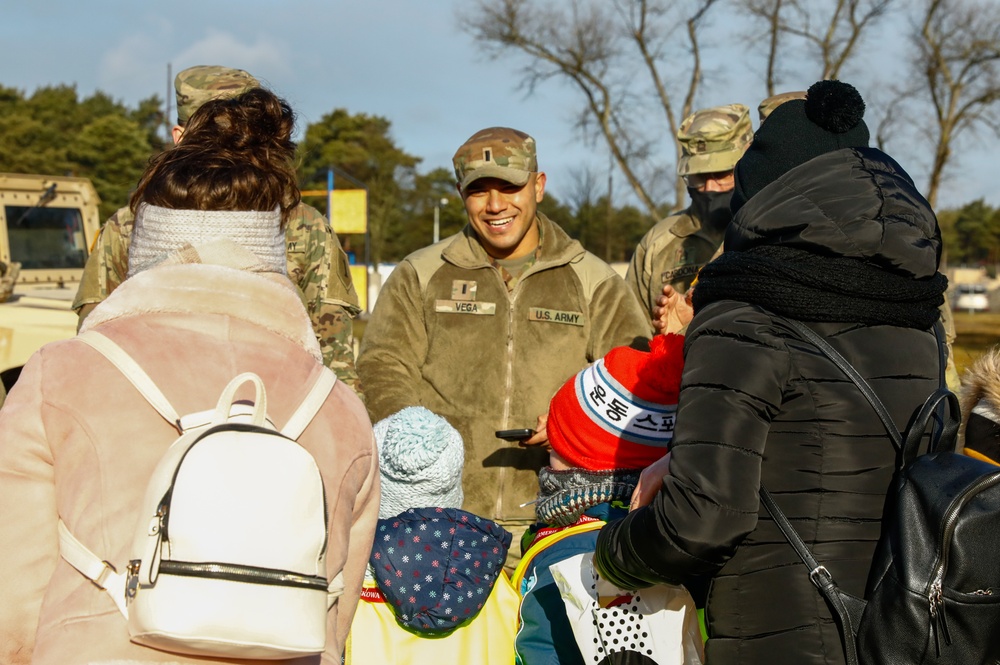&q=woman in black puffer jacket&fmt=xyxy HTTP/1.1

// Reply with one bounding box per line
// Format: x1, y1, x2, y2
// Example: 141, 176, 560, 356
595, 80, 948, 665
